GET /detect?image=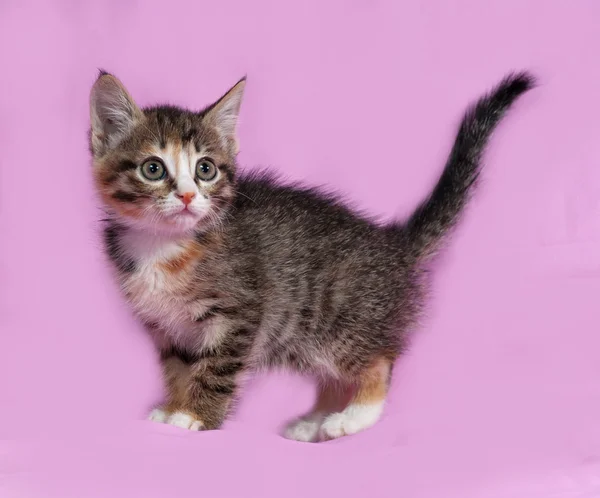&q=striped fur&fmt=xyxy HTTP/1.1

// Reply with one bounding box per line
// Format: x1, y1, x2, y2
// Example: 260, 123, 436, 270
89, 71, 534, 440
